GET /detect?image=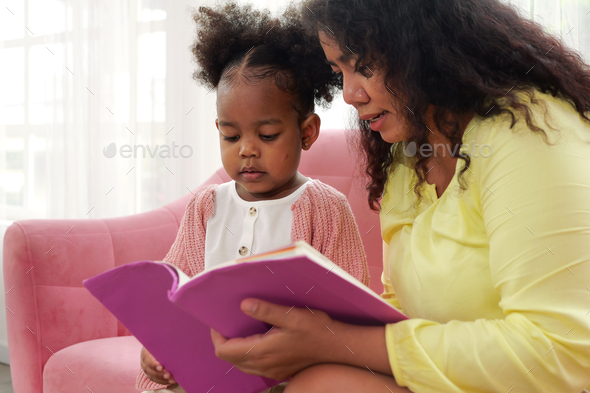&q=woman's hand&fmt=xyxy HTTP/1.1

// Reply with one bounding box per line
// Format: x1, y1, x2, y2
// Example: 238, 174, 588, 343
140, 346, 176, 385
211, 298, 336, 380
